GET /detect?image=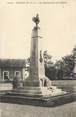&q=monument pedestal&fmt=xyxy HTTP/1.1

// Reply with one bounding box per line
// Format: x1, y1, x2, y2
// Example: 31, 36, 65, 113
10, 77, 65, 99
9, 88, 65, 99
